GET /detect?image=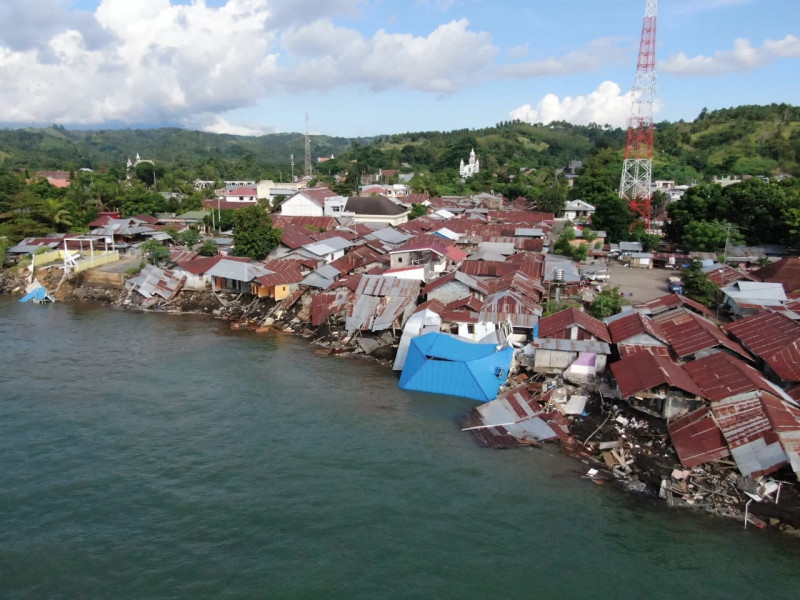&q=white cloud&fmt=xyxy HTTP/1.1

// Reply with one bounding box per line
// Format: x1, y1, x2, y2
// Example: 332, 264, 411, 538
509, 81, 659, 128
188, 115, 274, 136
0, 1, 625, 129
280, 18, 498, 94
661, 35, 800, 76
